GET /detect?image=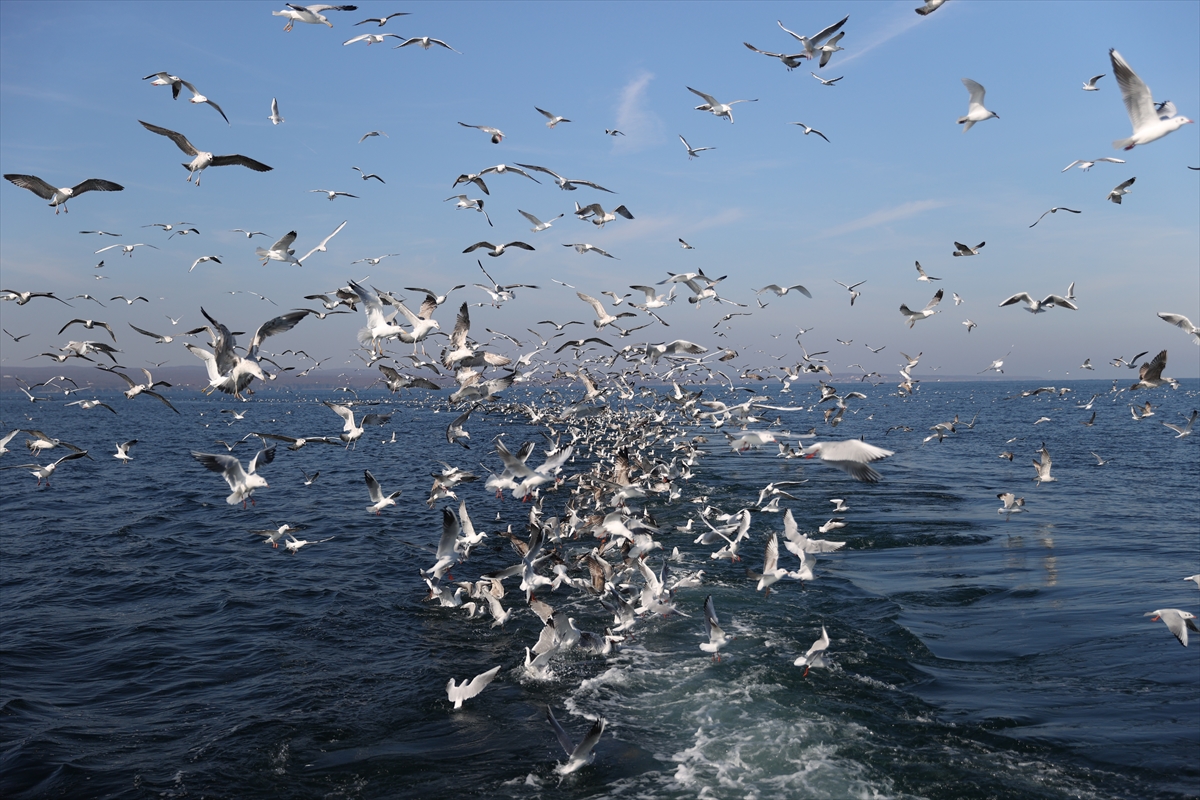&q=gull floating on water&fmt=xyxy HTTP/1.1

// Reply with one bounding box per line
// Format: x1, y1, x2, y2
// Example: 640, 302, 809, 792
1110, 48, 1193, 150
4, 174, 123, 214
958, 78, 998, 132
140, 121, 272, 186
